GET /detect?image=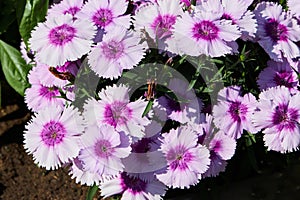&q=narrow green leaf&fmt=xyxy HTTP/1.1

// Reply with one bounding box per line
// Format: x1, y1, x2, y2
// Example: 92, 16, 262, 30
142, 100, 154, 117
86, 184, 98, 200
0, 39, 31, 96
18, 0, 49, 46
